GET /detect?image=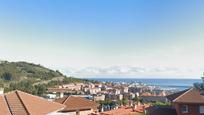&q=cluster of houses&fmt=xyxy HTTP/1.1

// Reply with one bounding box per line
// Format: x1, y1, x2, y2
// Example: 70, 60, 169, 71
1, 81, 204, 115
44, 82, 171, 114
0, 89, 98, 115
47, 82, 168, 101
